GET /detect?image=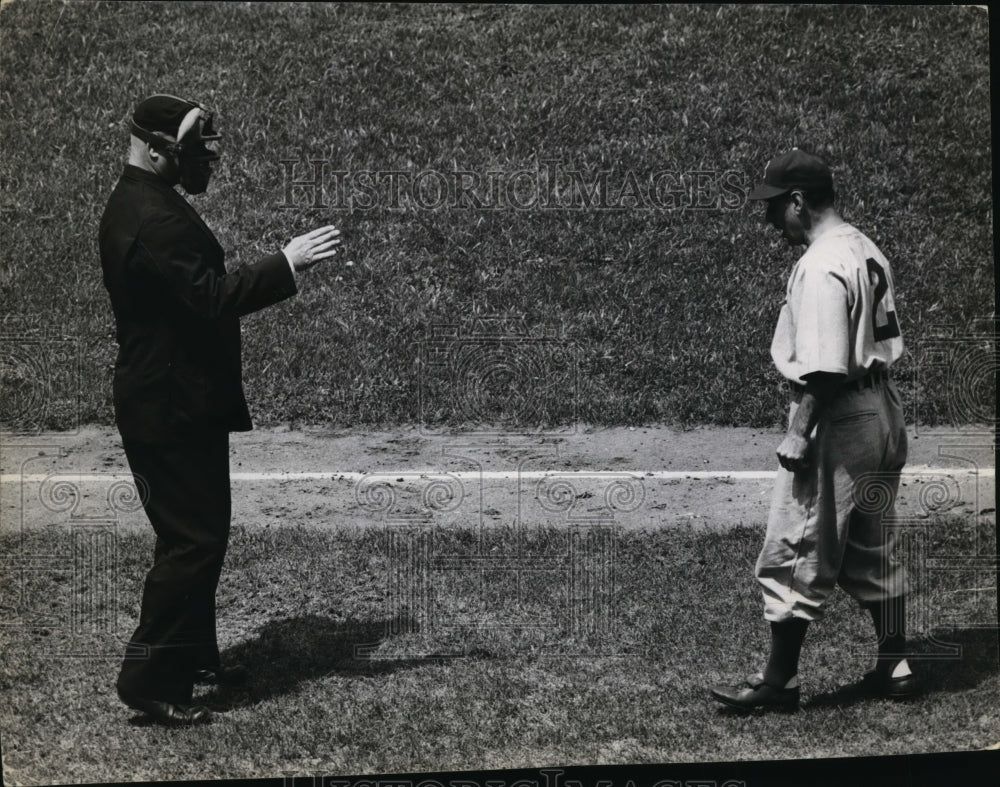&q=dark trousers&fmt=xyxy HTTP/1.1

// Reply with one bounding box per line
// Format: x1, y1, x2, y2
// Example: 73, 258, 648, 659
117, 431, 231, 705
